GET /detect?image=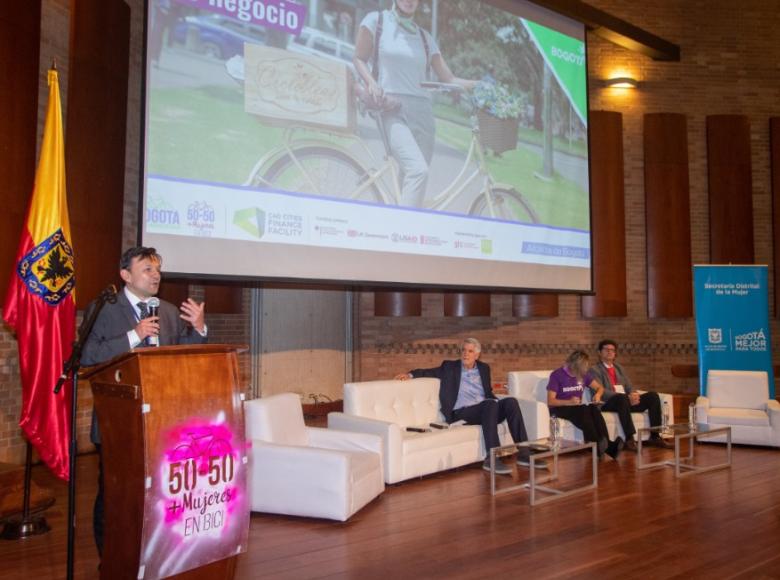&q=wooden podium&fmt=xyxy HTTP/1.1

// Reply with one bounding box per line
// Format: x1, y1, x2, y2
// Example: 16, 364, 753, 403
84, 344, 249, 580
